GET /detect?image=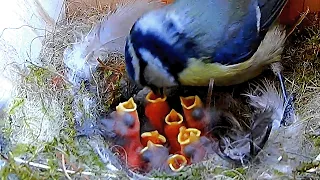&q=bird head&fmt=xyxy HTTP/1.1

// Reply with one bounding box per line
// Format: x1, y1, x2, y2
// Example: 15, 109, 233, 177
125, 7, 196, 95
